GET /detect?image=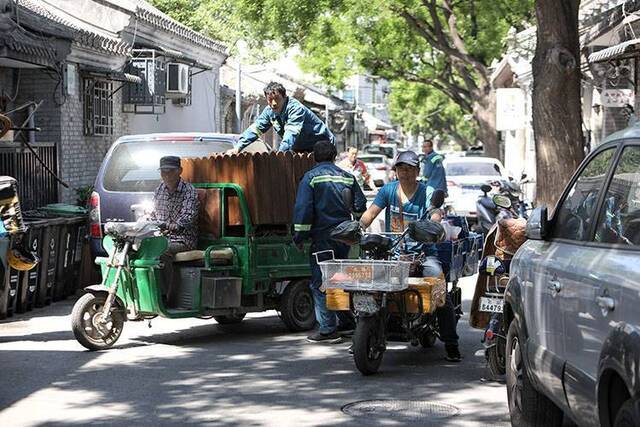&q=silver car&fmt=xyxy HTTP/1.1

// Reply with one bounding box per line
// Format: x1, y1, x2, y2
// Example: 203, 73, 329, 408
504, 127, 640, 426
